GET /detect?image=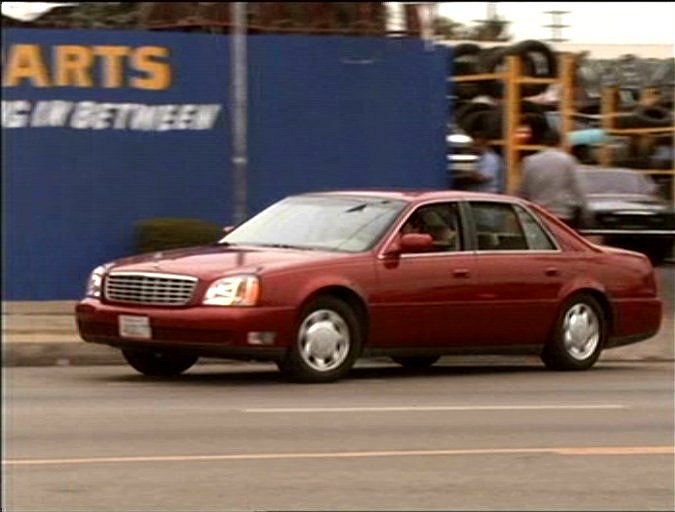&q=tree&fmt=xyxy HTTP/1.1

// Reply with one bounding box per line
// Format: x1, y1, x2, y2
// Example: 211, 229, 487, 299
433, 16, 464, 40
1, 2, 141, 29
432, 13, 511, 42
469, 19, 510, 42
